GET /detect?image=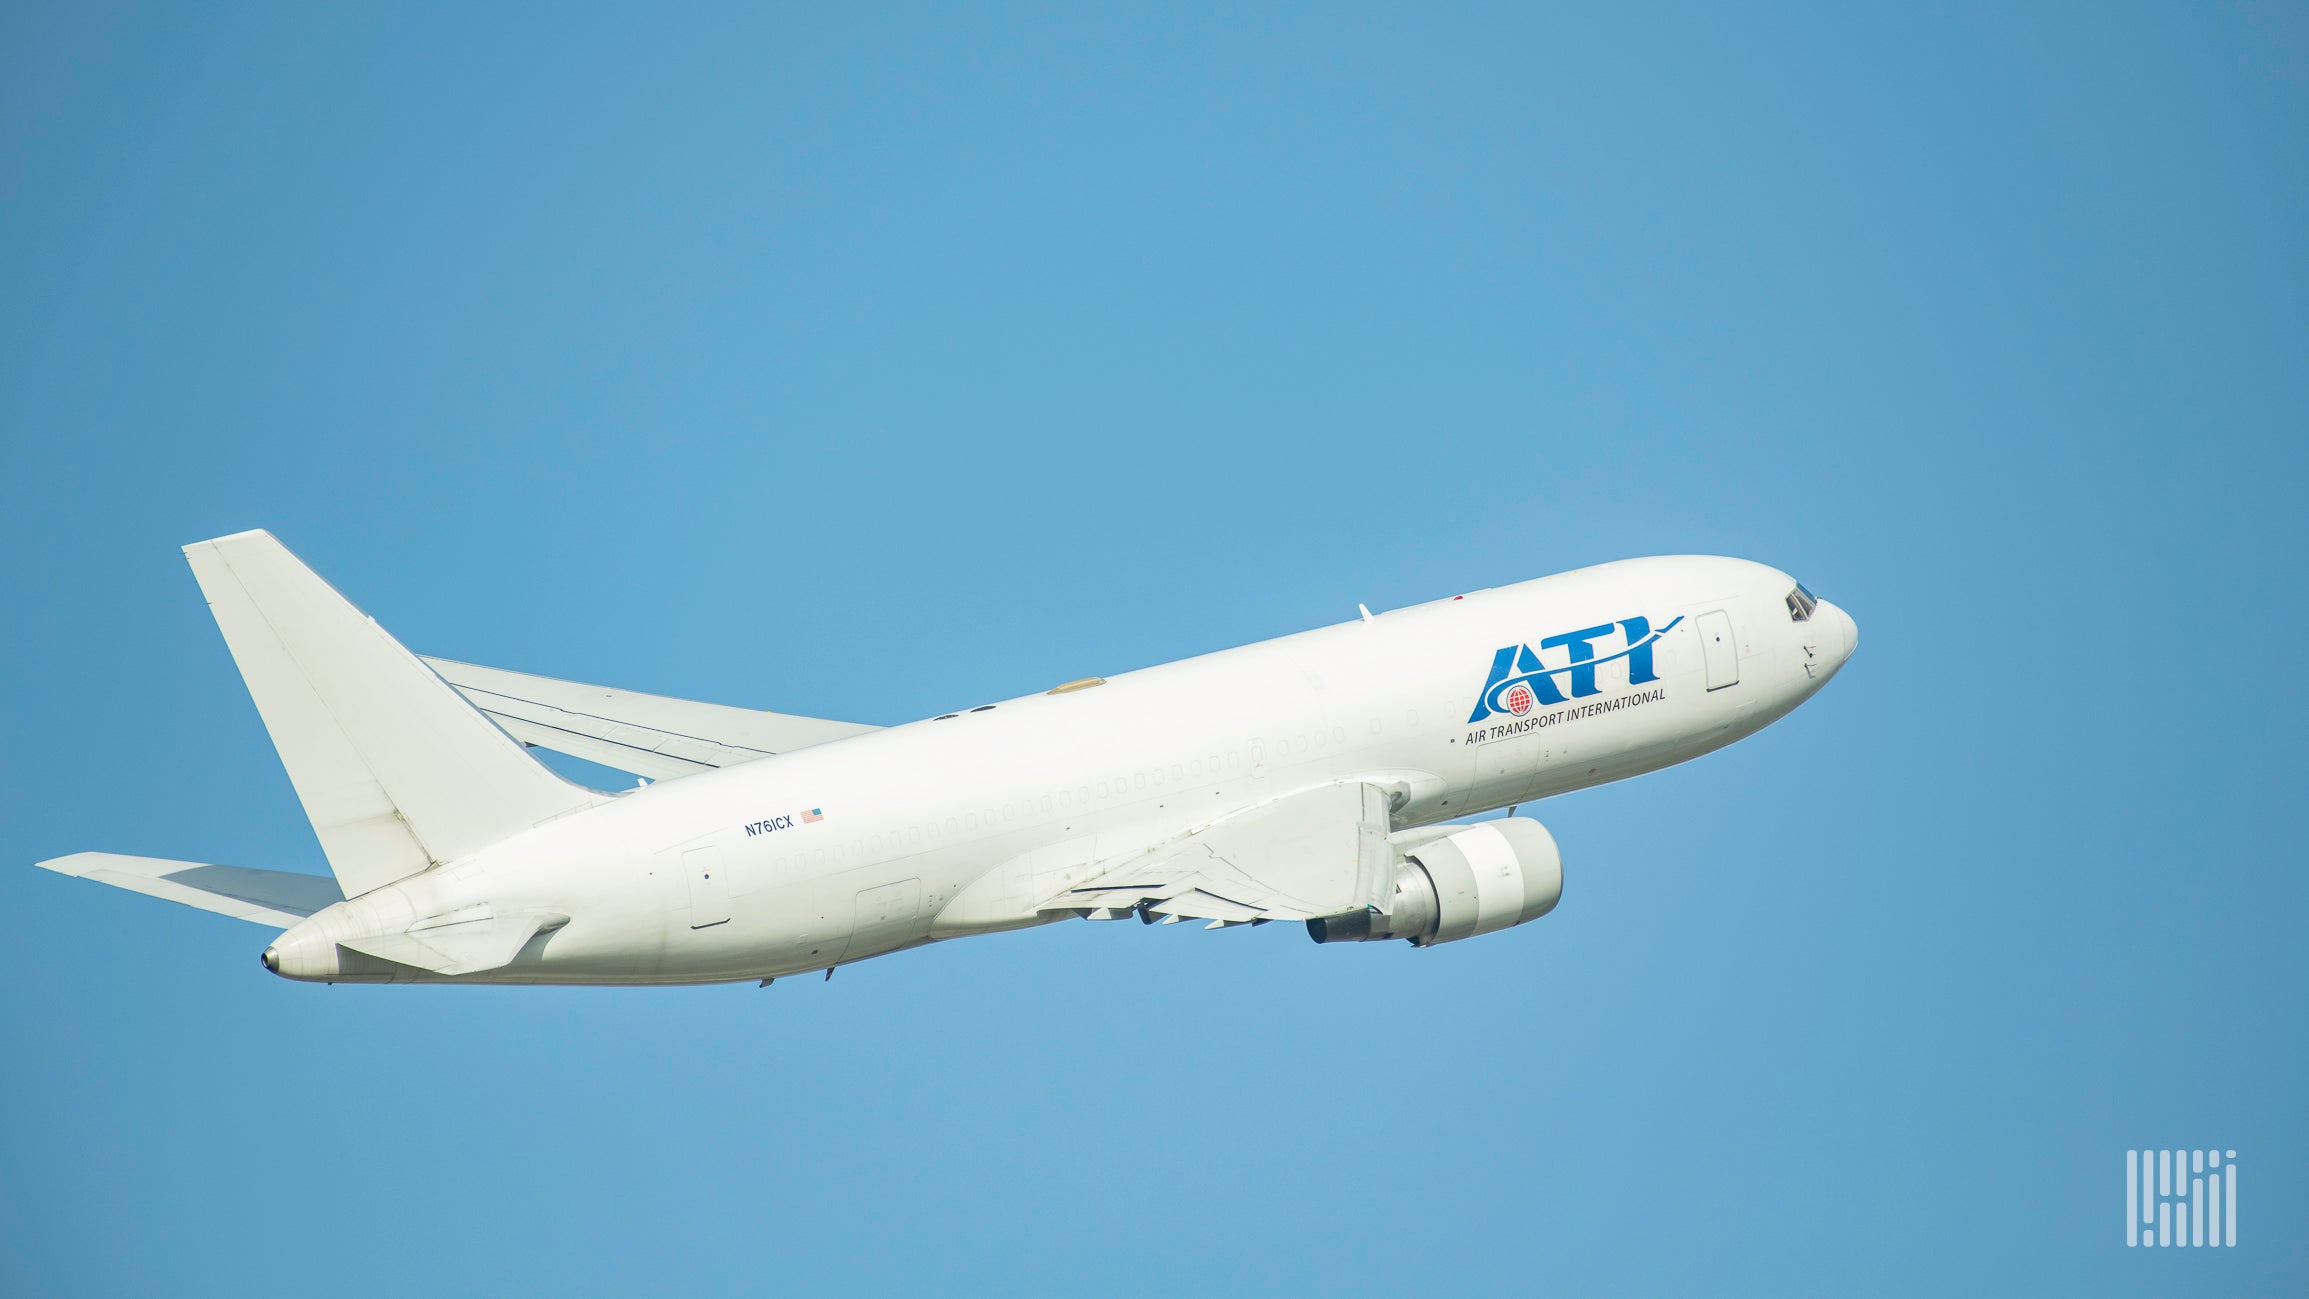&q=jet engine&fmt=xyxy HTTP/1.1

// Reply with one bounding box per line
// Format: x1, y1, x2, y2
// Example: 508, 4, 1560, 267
1307, 818, 1562, 946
